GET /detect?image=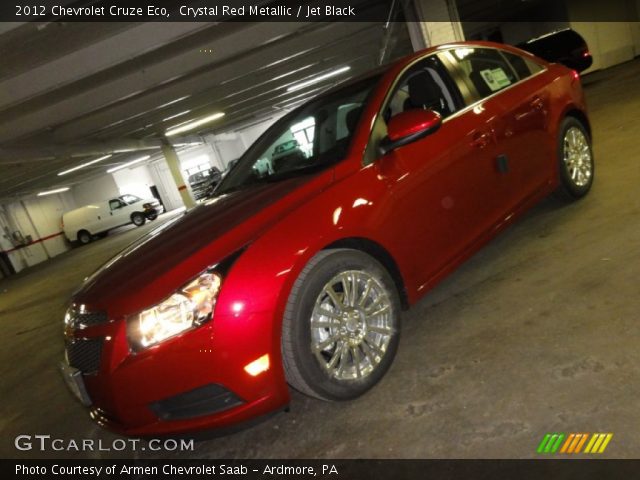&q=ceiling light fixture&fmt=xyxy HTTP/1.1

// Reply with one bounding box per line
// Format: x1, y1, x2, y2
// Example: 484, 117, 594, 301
172, 141, 204, 147
106, 155, 151, 174
287, 66, 351, 93
165, 112, 225, 137
156, 95, 190, 109
163, 110, 191, 122
38, 187, 70, 196
57, 154, 112, 176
